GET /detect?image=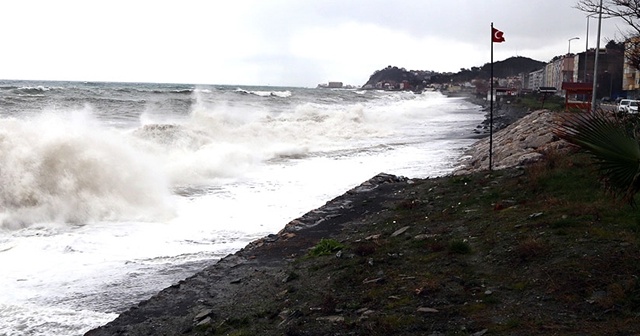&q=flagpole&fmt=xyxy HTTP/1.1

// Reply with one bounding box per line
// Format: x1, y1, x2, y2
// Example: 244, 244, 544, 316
590, 0, 603, 112
489, 22, 494, 171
